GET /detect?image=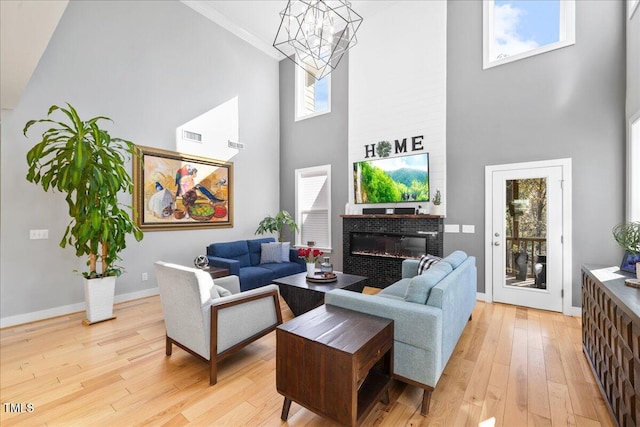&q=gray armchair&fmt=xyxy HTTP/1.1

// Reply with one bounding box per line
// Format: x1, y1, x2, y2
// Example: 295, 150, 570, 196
154, 261, 282, 385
